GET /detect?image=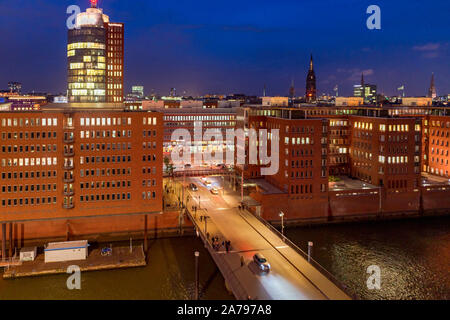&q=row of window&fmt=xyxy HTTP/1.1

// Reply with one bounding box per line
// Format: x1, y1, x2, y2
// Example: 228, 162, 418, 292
387, 180, 408, 189
164, 115, 234, 122
80, 193, 131, 202
290, 184, 316, 194
80, 180, 131, 189
79, 117, 131, 127
1, 118, 58, 127
430, 130, 450, 137
142, 179, 157, 187
289, 171, 314, 179
143, 142, 158, 149
2, 183, 57, 193
431, 139, 449, 147
1, 171, 57, 180
1, 157, 57, 167
1, 132, 57, 140
80, 168, 131, 177
2, 197, 57, 207
431, 157, 449, 166
1, 144, 57, 153
80, 155, 132, 164
80, 142, 132, 151
378, 156, 409, 164
289, 149, 314, 157
142, 167, 157, 174
80, 130, 131, 139
290, 160, 314, 168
